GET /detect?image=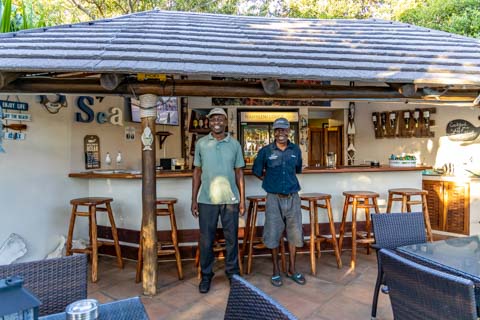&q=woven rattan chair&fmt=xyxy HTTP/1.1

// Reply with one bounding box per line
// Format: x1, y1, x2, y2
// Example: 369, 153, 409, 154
379, 249, 477, 320
225, 275, 297, 320
370, 212, 427, 319
38, 296, 149, 320
0, 254, 87, 316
